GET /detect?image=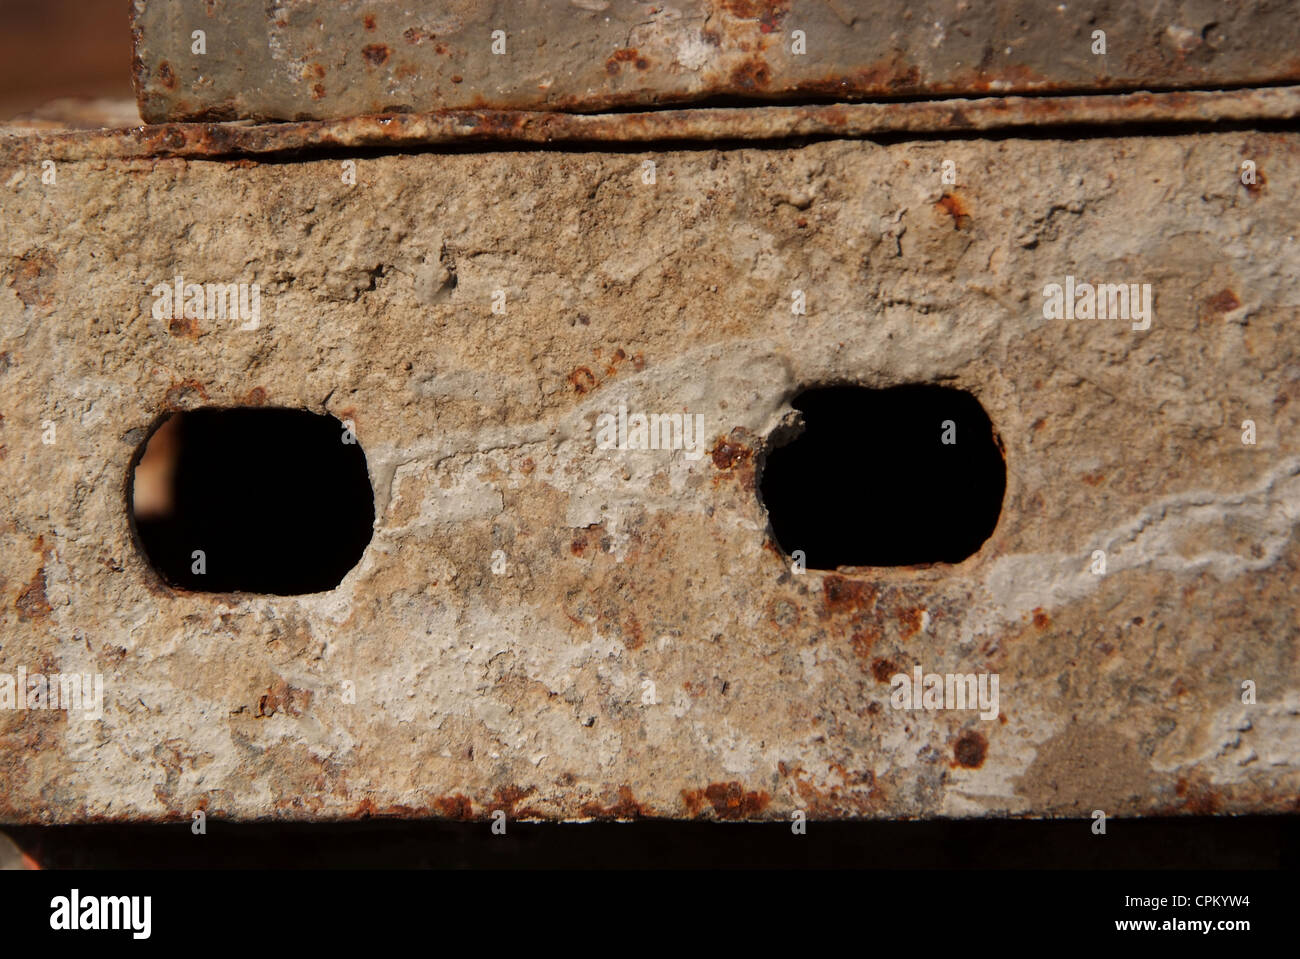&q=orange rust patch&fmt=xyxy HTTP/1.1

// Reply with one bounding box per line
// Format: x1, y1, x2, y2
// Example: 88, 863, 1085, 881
241, 386, 268, 406
604, 48, 649, 74
709, 435, 752, 470
935, 192, 973, 230
256, 679, 312, 718
897, 606, 923, 639
1205, 288, 1241, 313
1032, 608, 1051, 629
157, 61, 177, 90
363, 14, 376, 30
849, 626, 880, 659
953, 730, 988, 769
729, 56, 772, 90
1081, 470, 1105, 486
784, 762, 885, 815
488, 785, 536, 814
567, 367, 597, 394
433, 794, 473, 819
580, 786, 649, 819
821, 575, 877, 615
682, 781, 770, 819
721, 0, 789, 32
